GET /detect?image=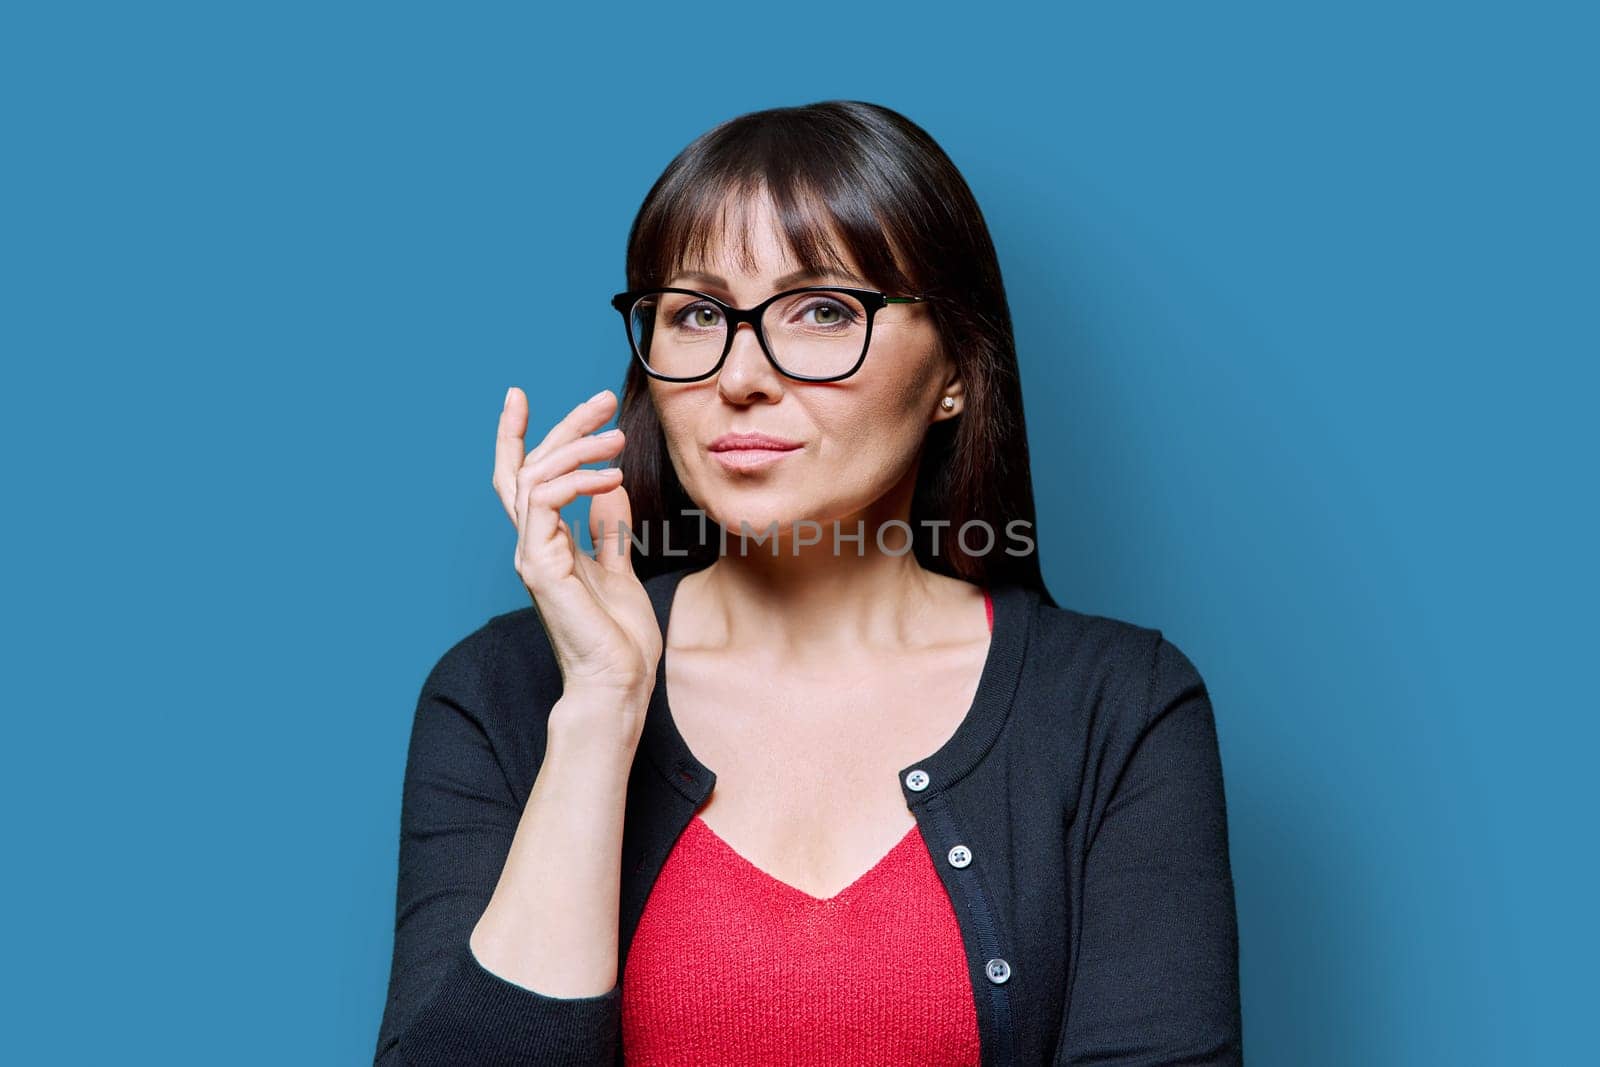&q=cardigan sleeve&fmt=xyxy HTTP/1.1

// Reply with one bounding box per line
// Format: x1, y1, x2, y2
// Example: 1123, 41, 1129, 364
1054, 635, 1243, 1065
372, 622, 622, 1067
